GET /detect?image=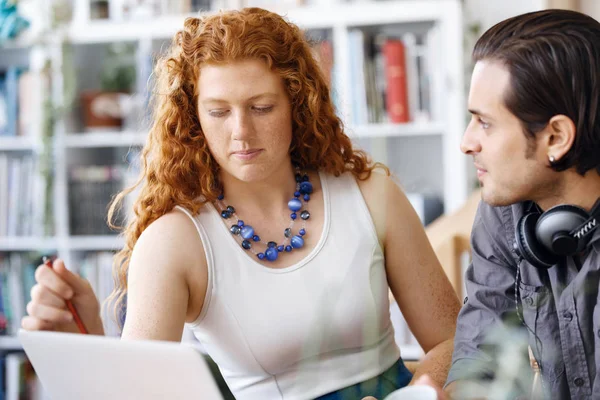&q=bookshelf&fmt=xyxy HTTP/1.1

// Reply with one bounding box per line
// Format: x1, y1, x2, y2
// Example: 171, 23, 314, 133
68, 235, 124, 251
64, 131, 147, 148
0, 238, 57, 252
0, 336, 22, 351
0, 137, 38, 151
0, 0, 464, 396
1, 1, 469, 243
